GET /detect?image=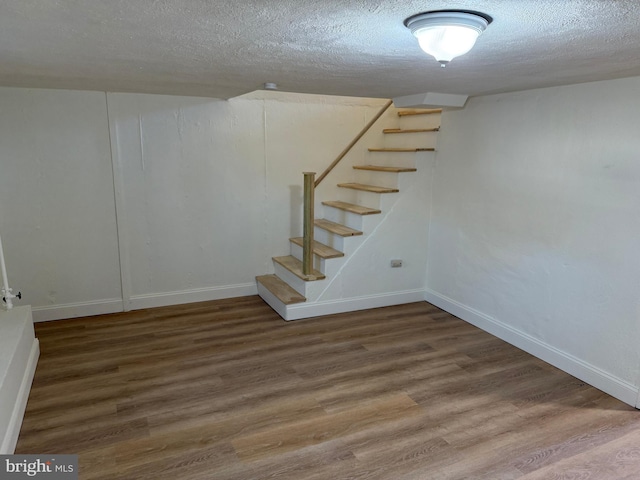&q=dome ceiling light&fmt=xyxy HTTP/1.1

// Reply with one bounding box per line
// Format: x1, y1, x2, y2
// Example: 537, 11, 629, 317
405, 10, 493, 67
